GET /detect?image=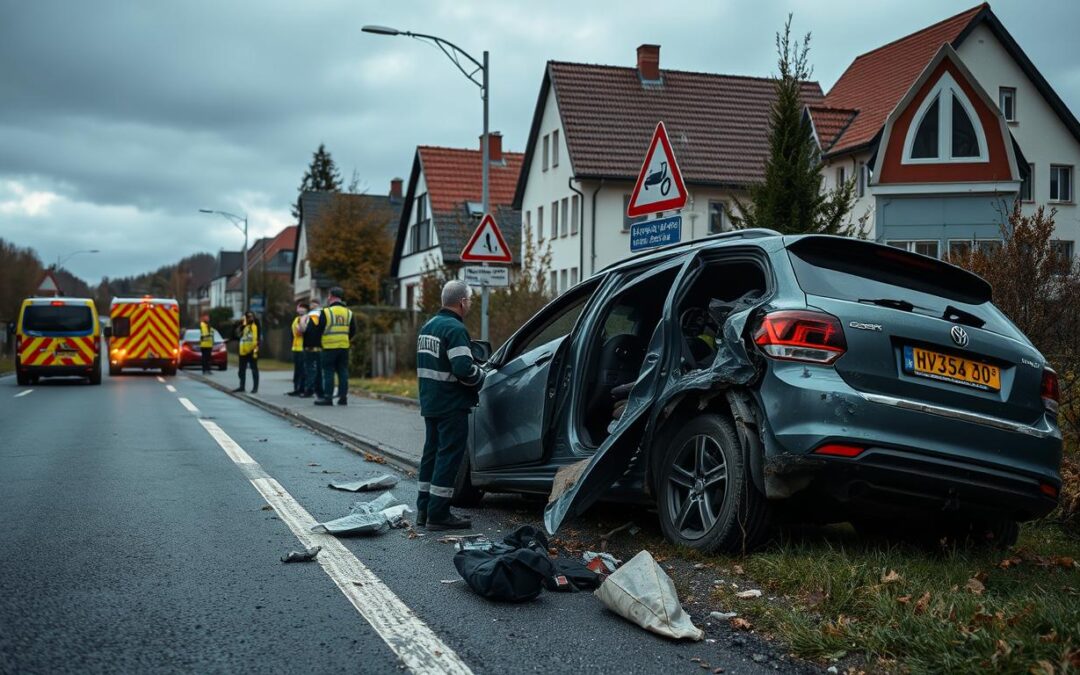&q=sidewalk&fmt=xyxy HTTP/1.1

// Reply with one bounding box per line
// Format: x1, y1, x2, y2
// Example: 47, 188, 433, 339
187, 369, 426, 468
